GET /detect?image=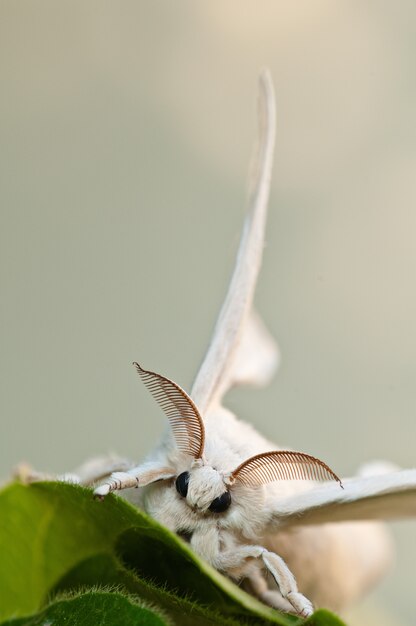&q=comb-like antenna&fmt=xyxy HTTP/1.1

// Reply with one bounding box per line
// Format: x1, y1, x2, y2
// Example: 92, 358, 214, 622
134, 363, 205, 459
229, 451, 343, 487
